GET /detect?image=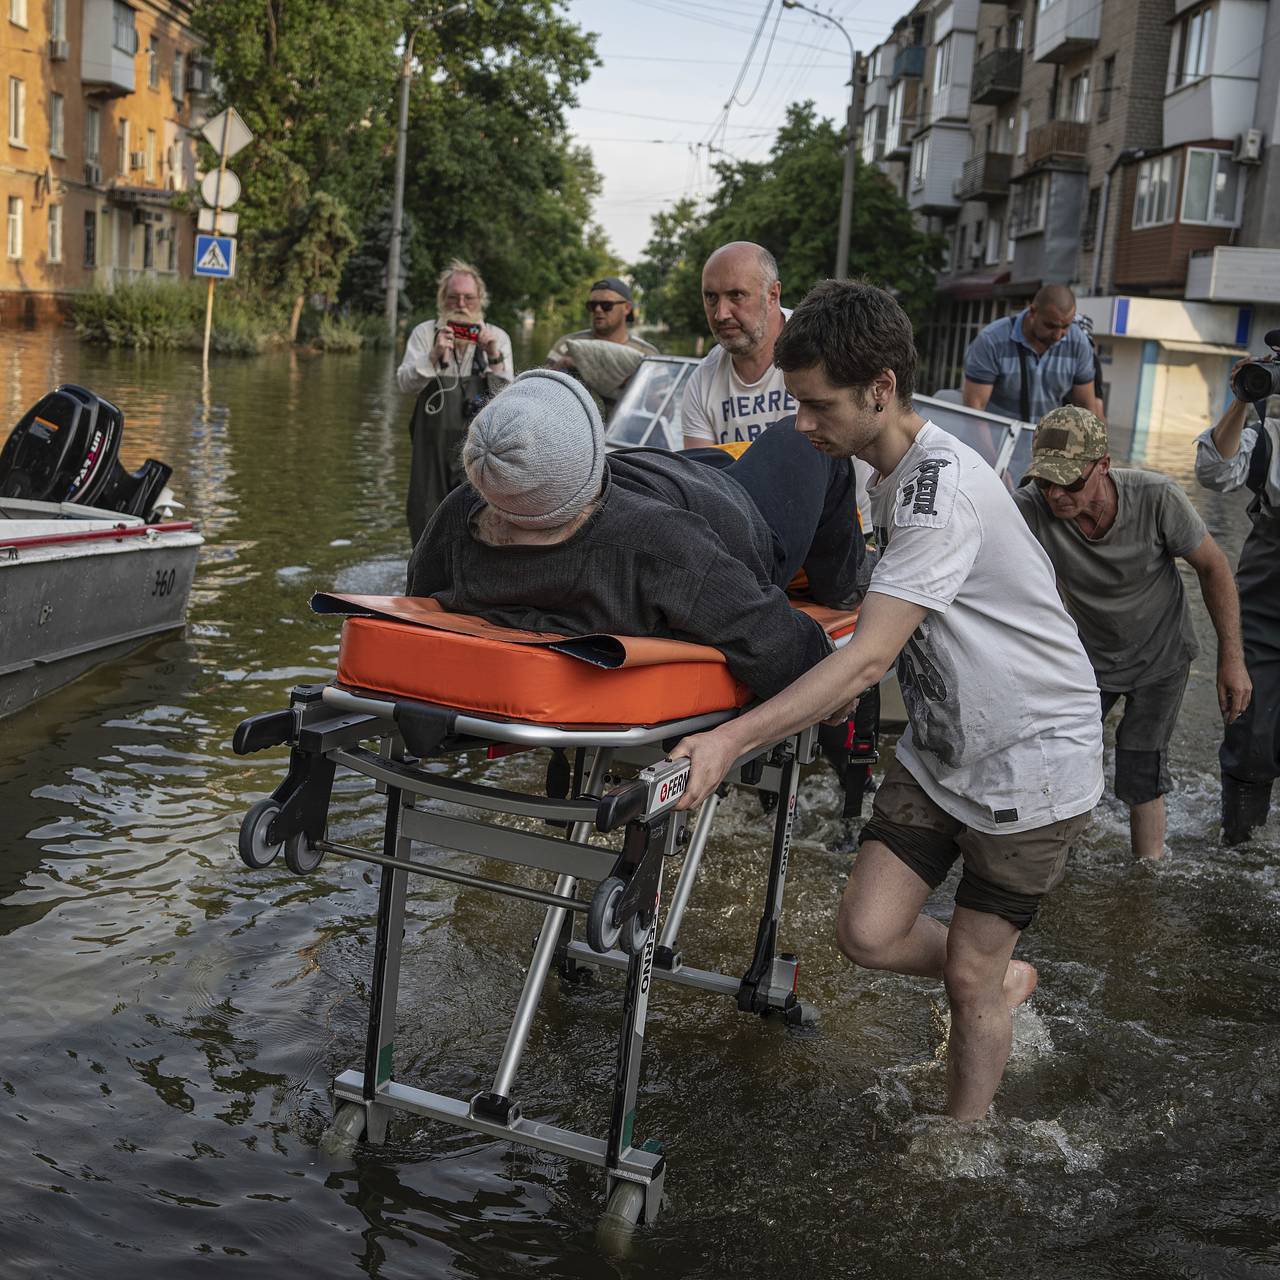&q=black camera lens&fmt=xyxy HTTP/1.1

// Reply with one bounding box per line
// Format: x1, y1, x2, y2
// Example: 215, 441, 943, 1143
1232, 360, 1280, 402
461, 393, 490, 423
